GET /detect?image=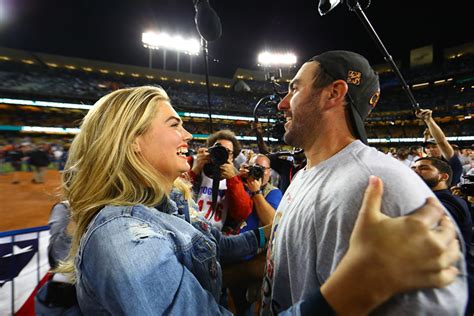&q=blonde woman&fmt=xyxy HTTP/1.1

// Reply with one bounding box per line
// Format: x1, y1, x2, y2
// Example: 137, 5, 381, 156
59, 86, 460, 315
